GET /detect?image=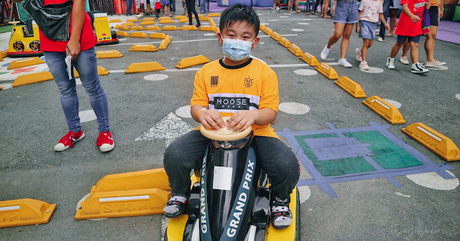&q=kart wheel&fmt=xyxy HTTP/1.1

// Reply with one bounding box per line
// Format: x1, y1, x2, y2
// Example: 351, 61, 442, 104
13, 41, 24, 52
295, 188, 301, 241
164, 227, 168, 241
29, 41, 40, 51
